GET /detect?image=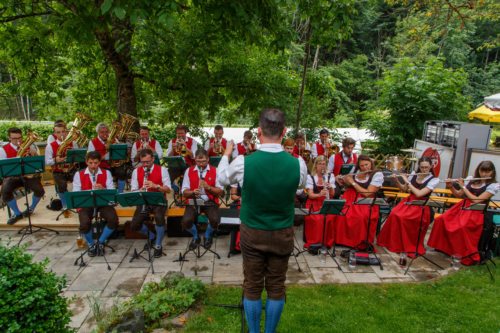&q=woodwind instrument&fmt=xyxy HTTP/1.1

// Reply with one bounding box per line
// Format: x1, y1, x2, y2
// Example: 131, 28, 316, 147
383, 172, 432, 178
322, 169, 330, 200
439, 177, 491, 183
